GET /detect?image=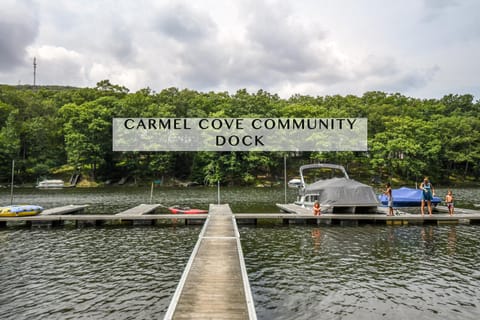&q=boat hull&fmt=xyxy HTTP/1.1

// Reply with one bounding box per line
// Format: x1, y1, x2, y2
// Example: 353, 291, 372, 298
378, 187, 441, 207
294, 201, 379, 214
36, 179, 65, 189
